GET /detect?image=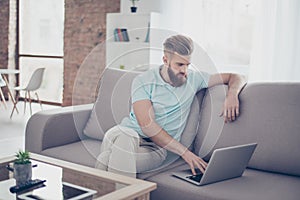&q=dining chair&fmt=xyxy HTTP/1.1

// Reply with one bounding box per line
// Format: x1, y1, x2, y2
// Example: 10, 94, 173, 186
10, 68, 45, 118
0, 74, 7, 109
